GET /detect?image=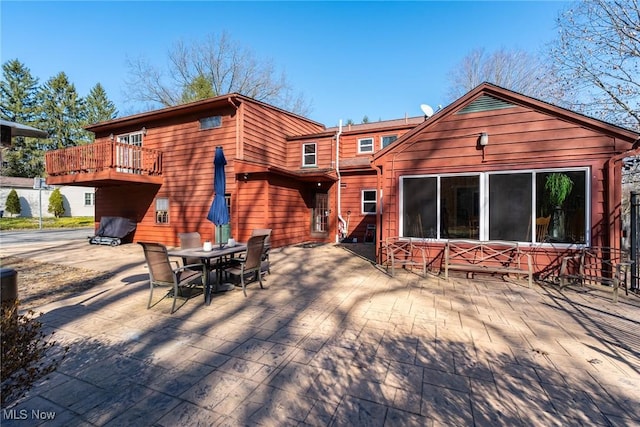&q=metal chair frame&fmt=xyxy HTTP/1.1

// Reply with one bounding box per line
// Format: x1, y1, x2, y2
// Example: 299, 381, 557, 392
139, 242, 205, 313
